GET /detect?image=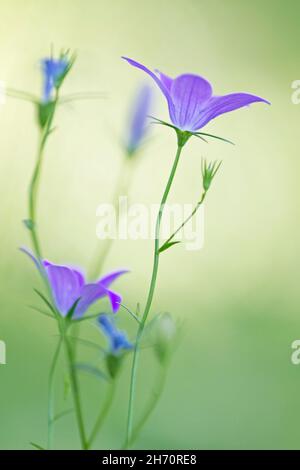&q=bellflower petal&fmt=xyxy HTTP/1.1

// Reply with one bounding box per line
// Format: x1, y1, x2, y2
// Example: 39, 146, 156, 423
43, 261, 84, 316
170, 74, 212, 130
21, 247, 128, 318
20, 247, 43, 275
74, 284, 122, 317
105, 289, 122, 314
97, 269, 129, 288
193, 93, 270, 130
122, 57, 176, 124
74, 283, 106, 318
156, 71, 173, 92
123, 57, 269, 132
98, 314, 133, 355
